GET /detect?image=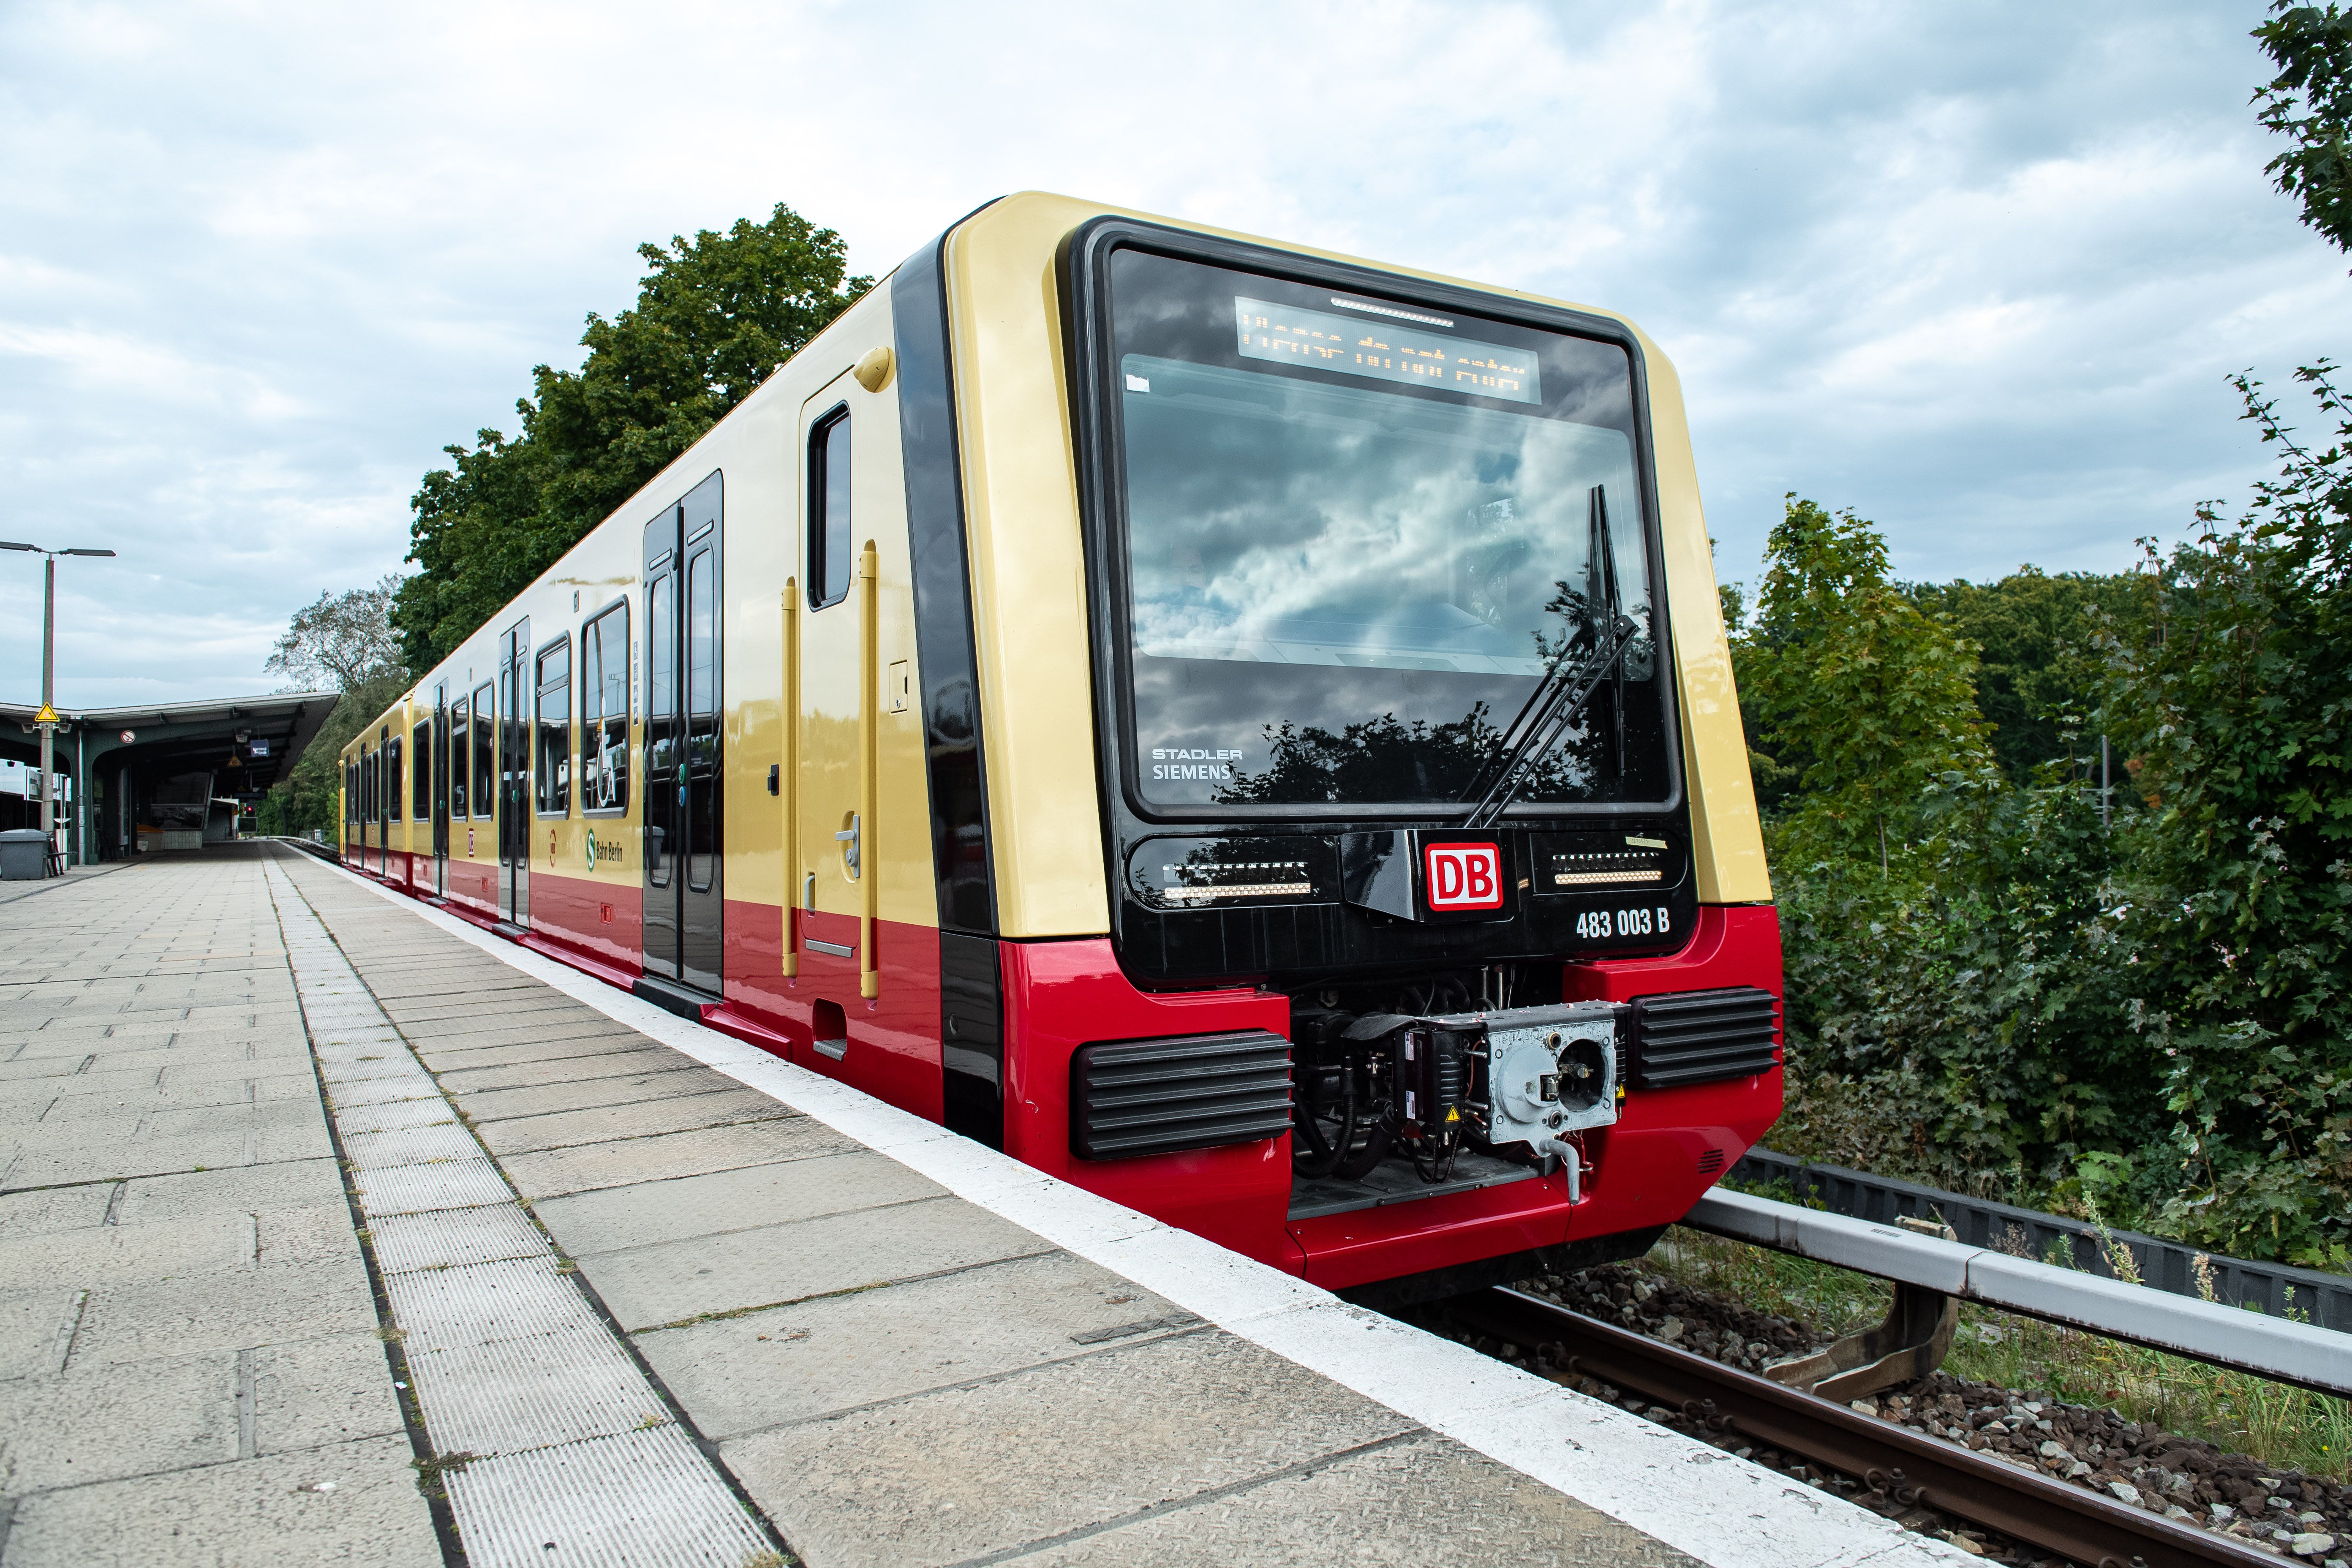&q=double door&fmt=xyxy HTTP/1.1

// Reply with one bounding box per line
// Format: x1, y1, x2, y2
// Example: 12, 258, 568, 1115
431, 686, 449, 898
643, 473, 725, 992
